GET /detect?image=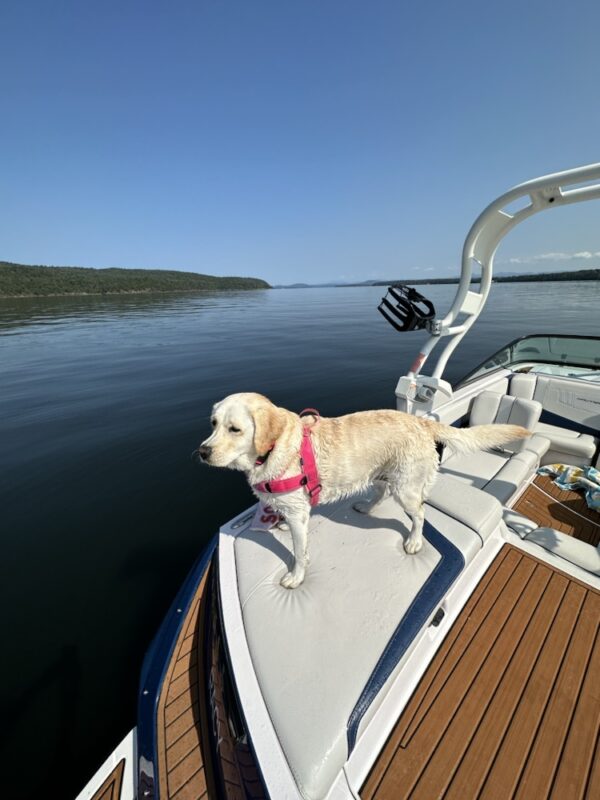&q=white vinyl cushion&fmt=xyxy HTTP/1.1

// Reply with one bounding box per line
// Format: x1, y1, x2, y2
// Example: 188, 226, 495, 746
522, 434, 553, 460
442, 449, 538, 504
509, 373, 536, 400
502, 508, 538, 538
235, 509, 441, 799
535, 422, 596, 460
469, 391, 542, 453
440, 392, 548, 503
231, 478, 501, 799
426, 473, 502, 543
524, 527, 600, 576
442, 449, 512, 489
509, 373, 598, 465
